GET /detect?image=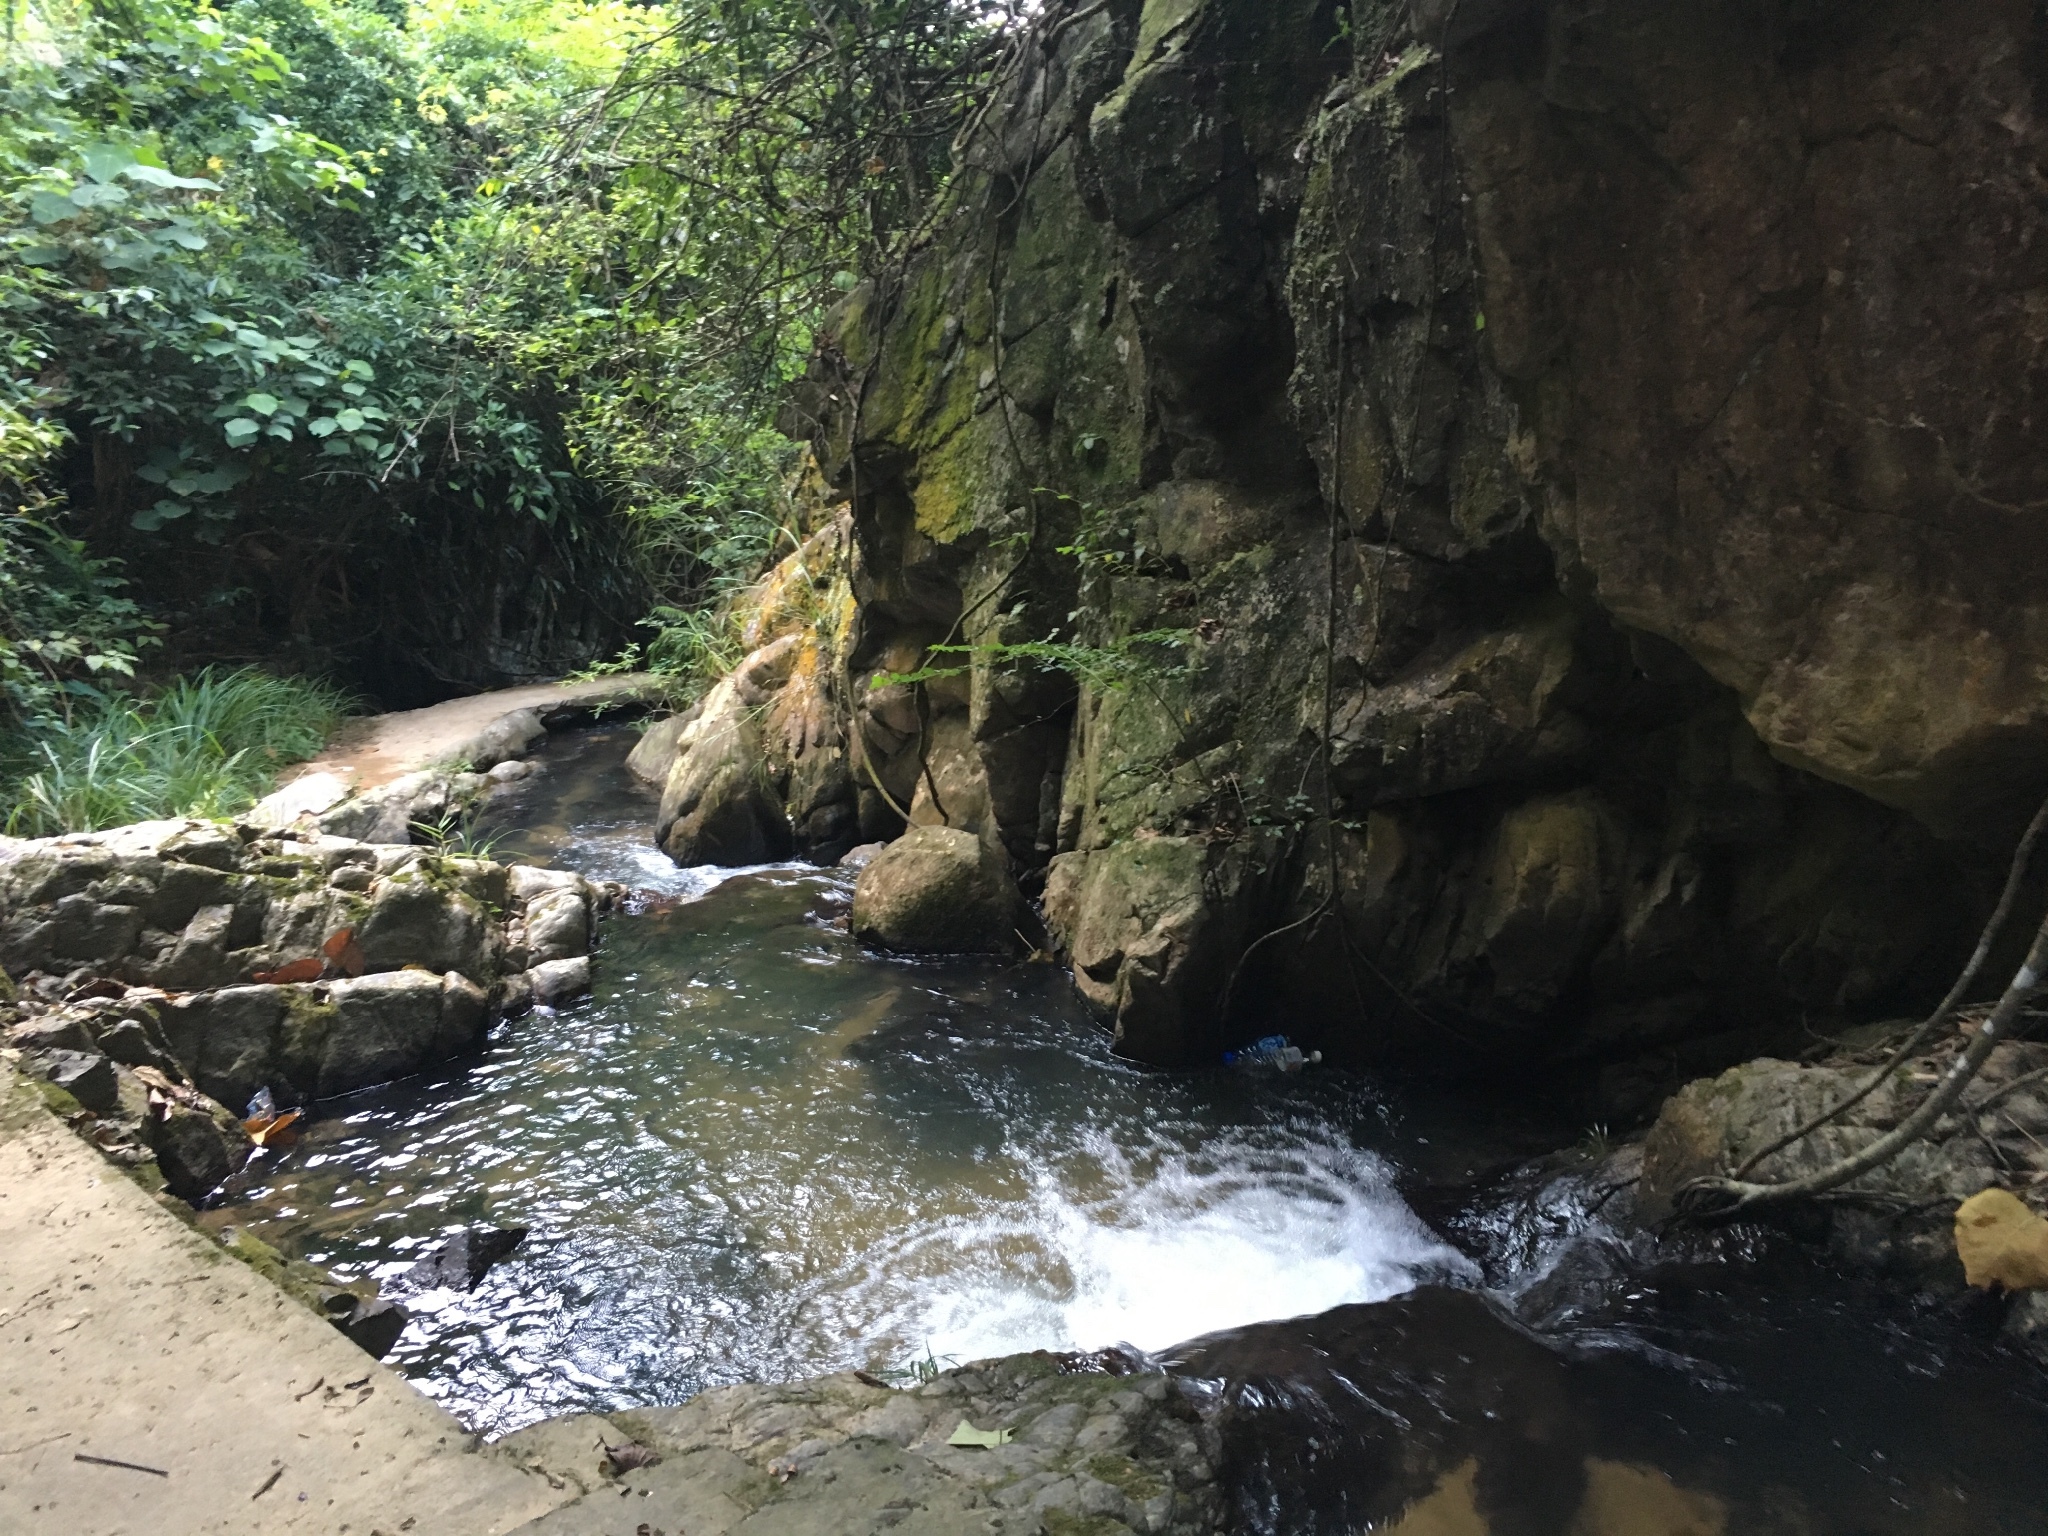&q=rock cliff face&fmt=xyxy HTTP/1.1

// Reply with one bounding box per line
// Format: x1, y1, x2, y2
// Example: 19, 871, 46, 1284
679, 0, 2048, 1106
